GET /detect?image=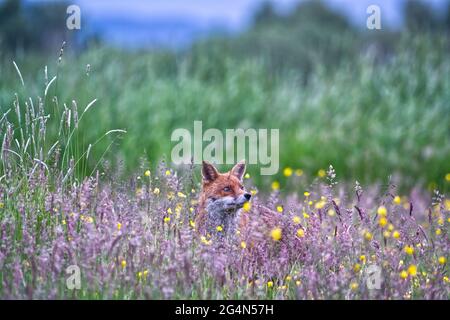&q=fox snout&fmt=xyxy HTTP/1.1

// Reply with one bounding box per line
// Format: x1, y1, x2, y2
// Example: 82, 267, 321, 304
207, 192, 251, 212
236, 192, 251, 206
